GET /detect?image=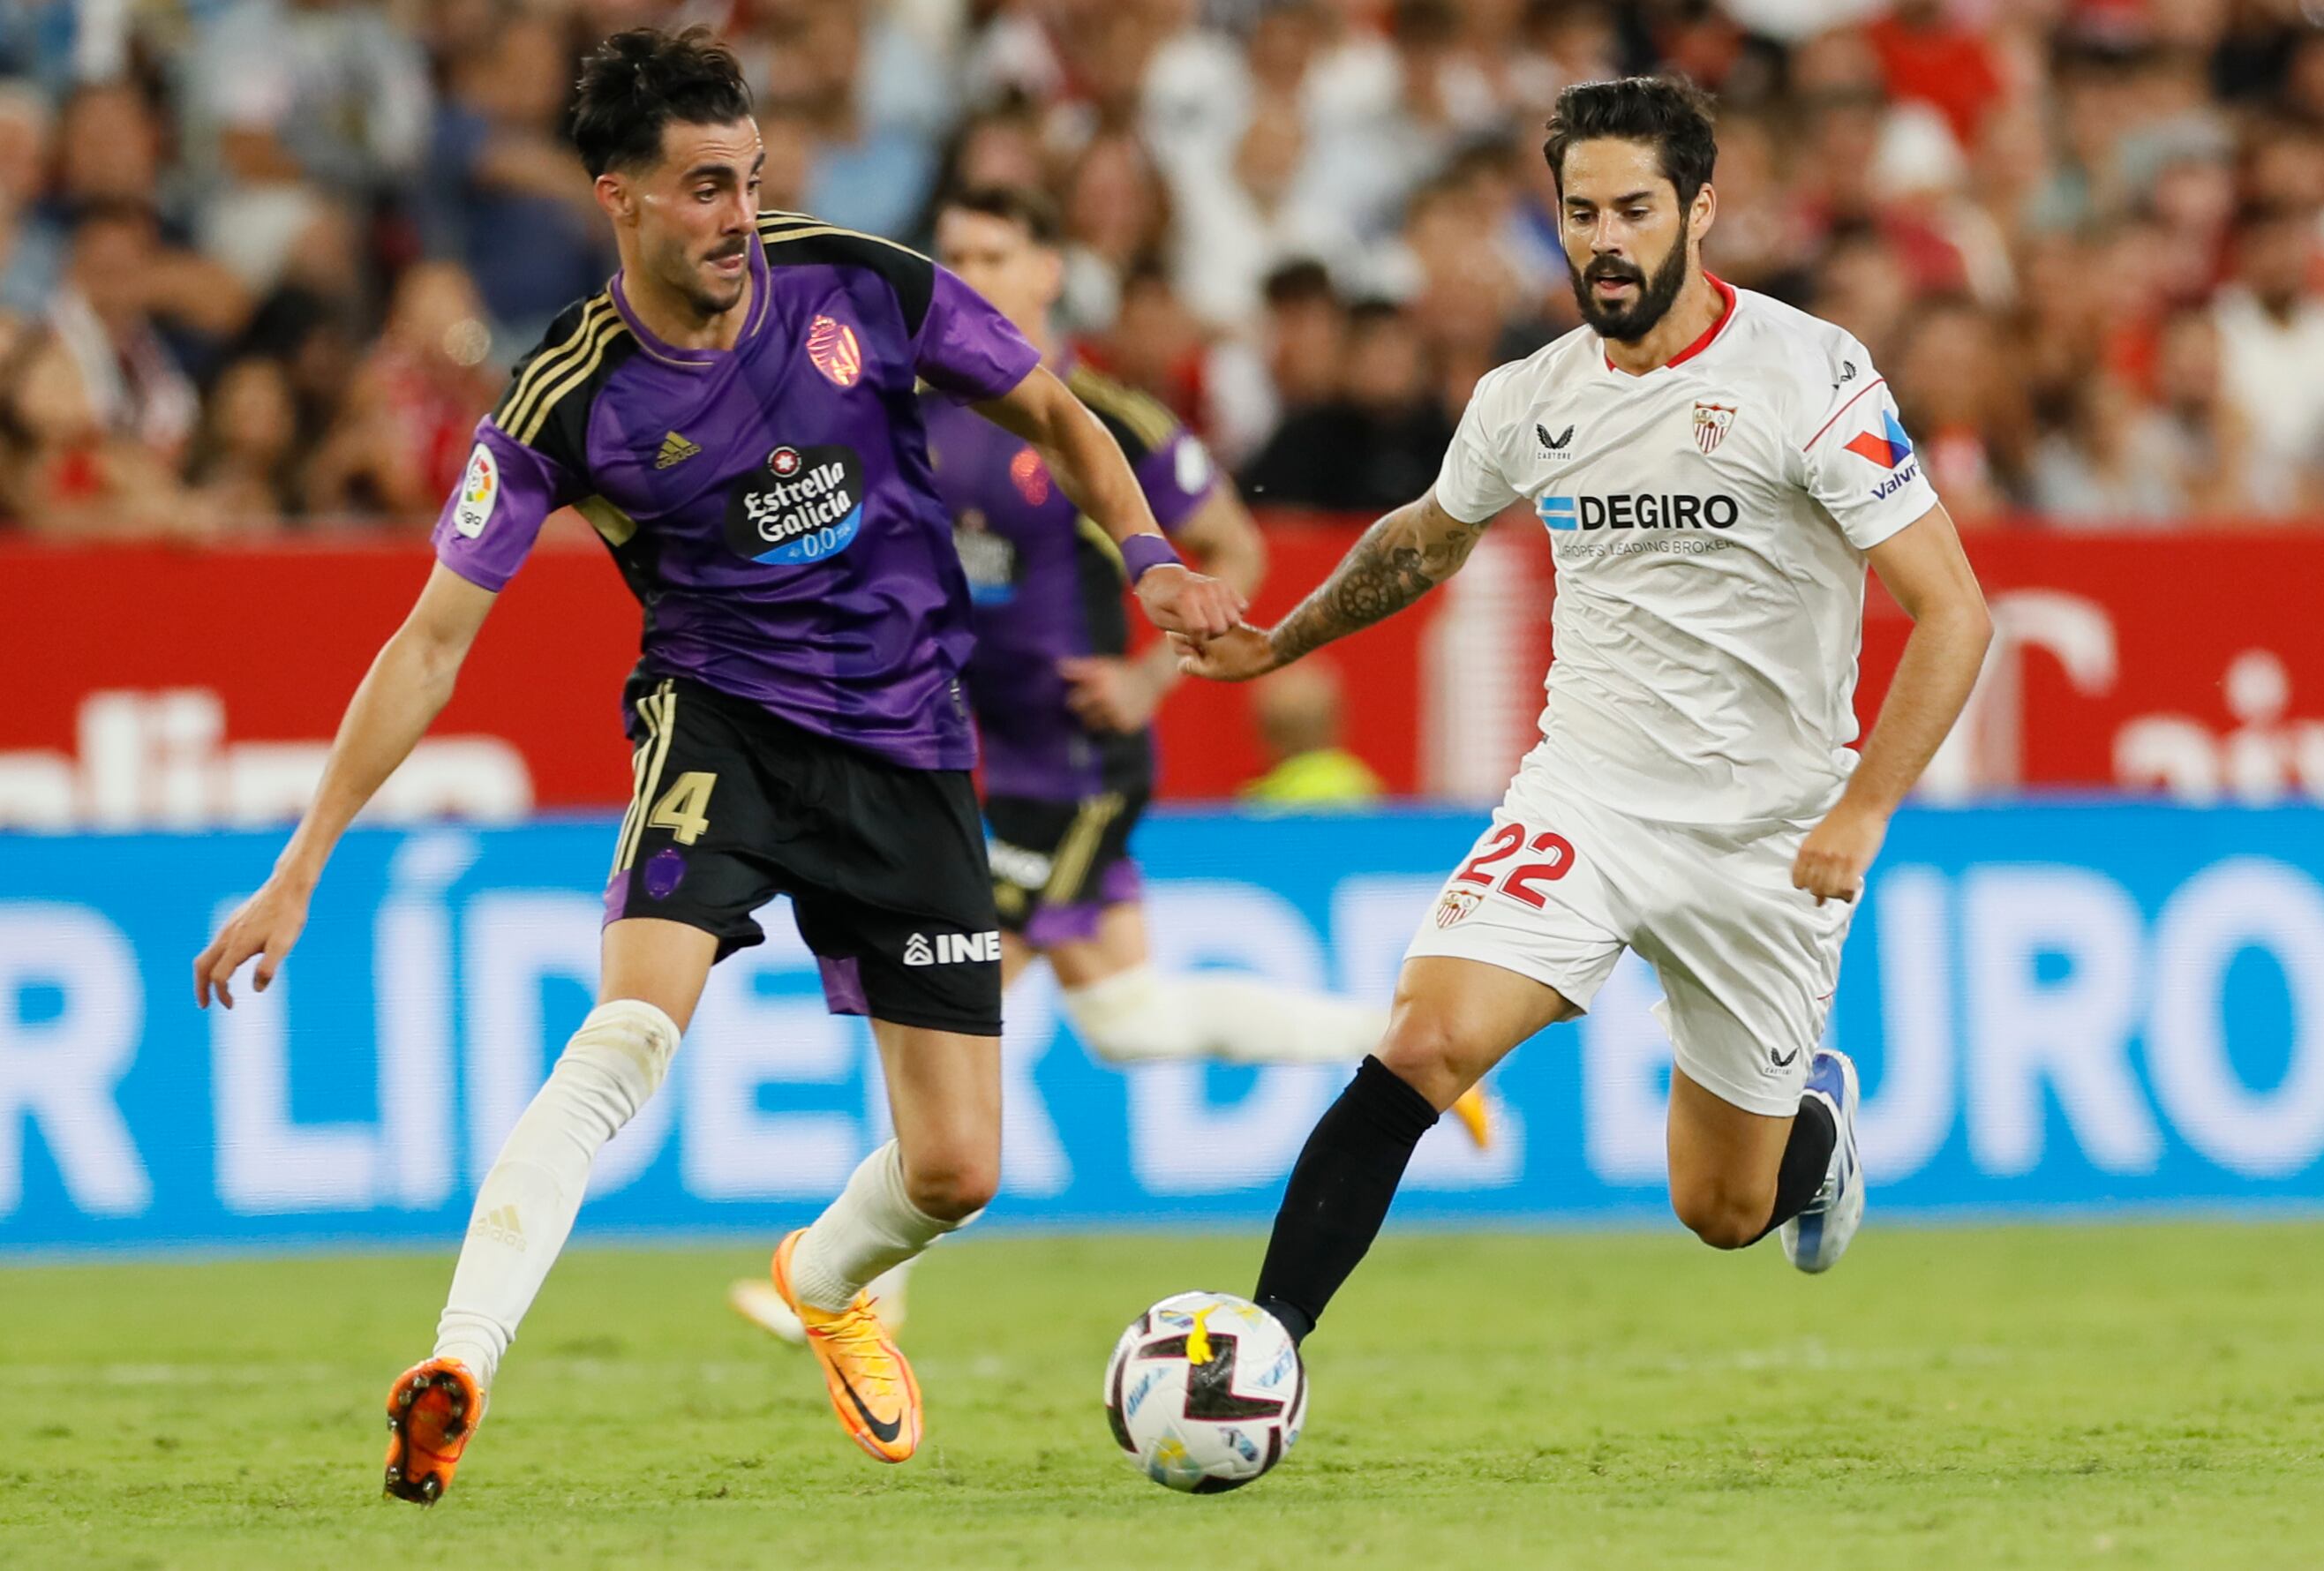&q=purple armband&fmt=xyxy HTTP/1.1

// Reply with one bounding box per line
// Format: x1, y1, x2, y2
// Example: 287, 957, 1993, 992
1119, 532, 1181, 585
